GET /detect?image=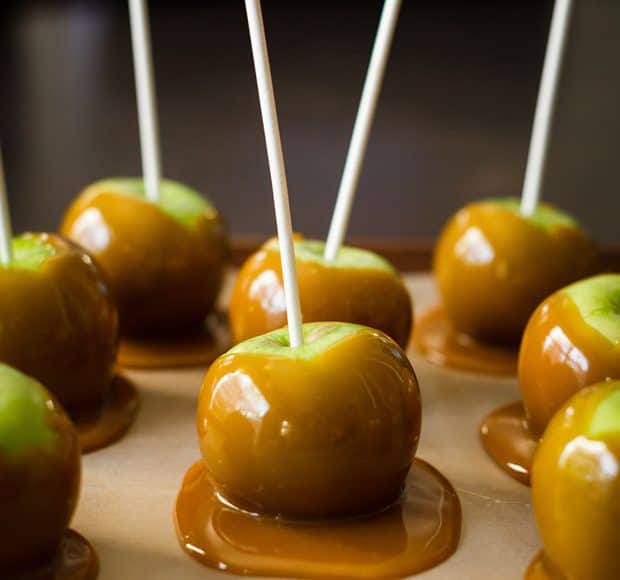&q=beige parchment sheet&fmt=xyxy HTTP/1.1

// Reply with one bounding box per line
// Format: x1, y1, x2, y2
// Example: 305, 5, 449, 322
74, 273, 539, 579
